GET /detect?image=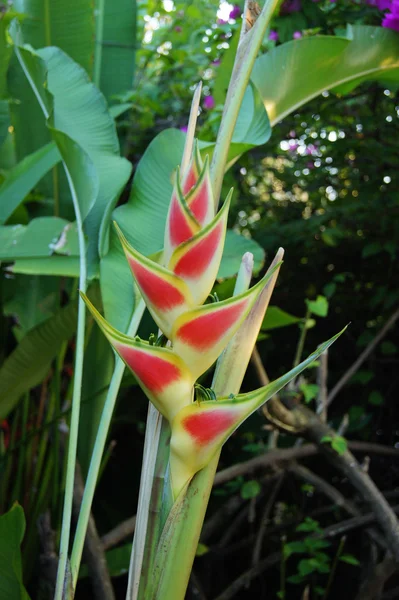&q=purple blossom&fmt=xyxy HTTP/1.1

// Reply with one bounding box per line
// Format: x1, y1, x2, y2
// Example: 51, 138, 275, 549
180, 125, 188, 133
229, 4, 242, 19
217, 18, 228, 25
174, 26, 182, 32
280, 0, 301, 14
289, 130, 296, 138
307, 161, 315, 170
203, 95, 215, 110
382, 11, 399, 29
212, 58, 221, 66
288, 141, 299, 152
367, 0, 391, 7
293, 31, 303, 39
269, 30, 279, 41
305, 144, 318, 155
